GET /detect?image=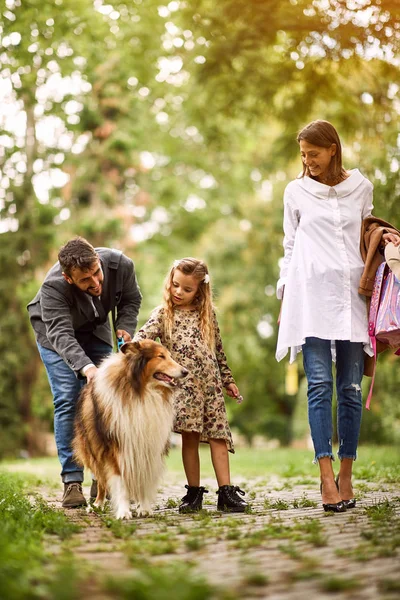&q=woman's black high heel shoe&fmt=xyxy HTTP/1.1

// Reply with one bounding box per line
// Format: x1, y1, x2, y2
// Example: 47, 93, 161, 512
335, 475, 356, 509
320, 482, 346, 513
